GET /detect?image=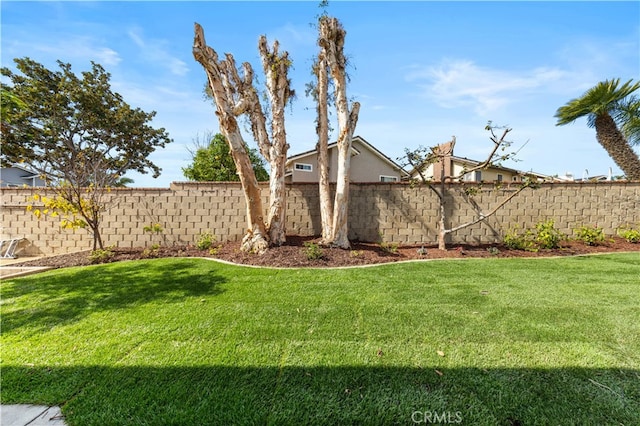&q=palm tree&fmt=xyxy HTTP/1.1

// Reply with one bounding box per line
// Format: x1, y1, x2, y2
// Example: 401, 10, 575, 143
555, 79, 640, 180
113, 177, 135, 187
616, 95, 640, 147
